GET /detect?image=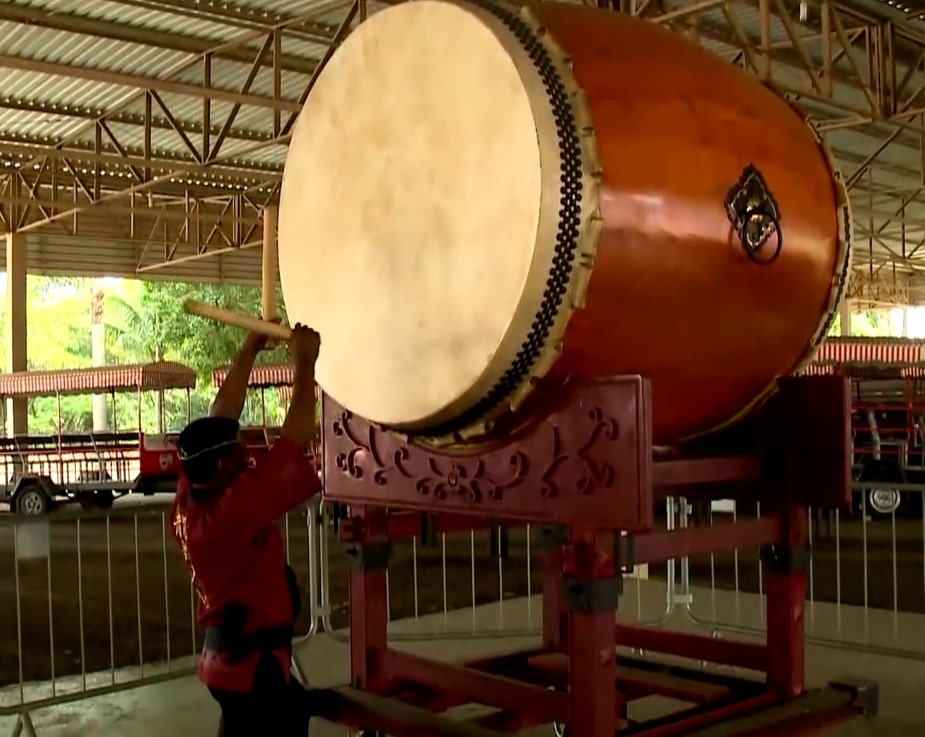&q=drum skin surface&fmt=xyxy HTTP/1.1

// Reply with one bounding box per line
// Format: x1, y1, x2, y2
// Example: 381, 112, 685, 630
277, 0, 850, 446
